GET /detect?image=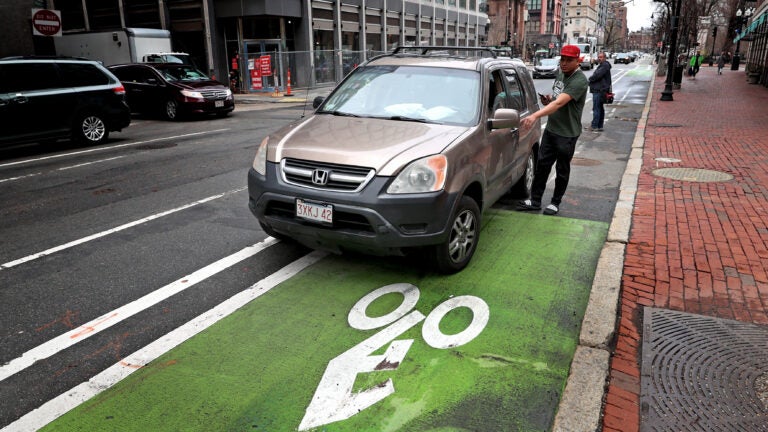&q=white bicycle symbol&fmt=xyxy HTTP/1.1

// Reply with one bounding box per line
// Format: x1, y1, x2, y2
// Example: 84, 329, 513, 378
299, 283, 490, 430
